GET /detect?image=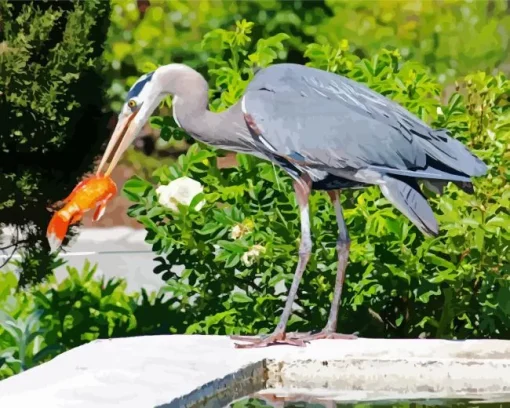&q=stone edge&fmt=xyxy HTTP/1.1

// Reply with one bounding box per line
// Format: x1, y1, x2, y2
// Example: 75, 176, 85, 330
266, 357, 510, 393
156, 360, 266, 408
155, 356, 510, 407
